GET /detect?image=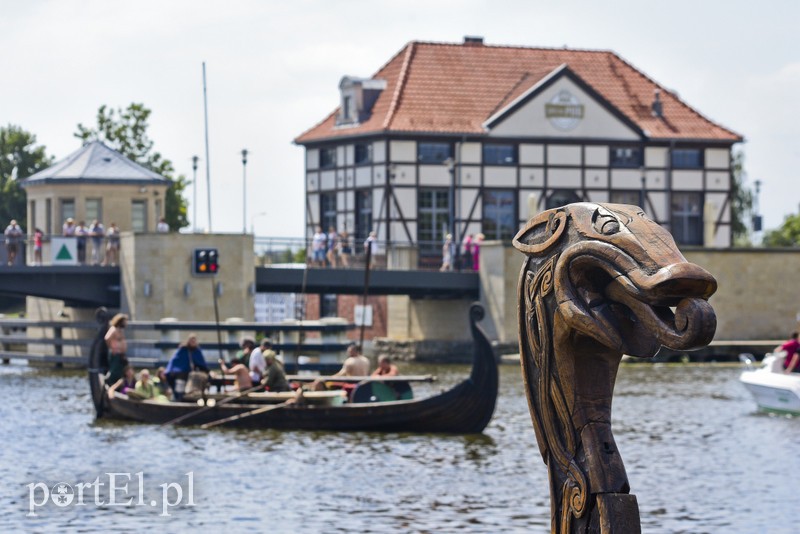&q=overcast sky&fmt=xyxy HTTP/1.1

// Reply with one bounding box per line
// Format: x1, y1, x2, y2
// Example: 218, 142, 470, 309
2, 0, 798, 237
